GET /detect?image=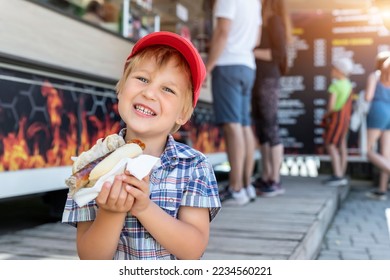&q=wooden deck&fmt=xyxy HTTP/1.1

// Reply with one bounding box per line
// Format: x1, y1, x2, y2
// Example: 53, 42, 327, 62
0, 176, 347, 260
